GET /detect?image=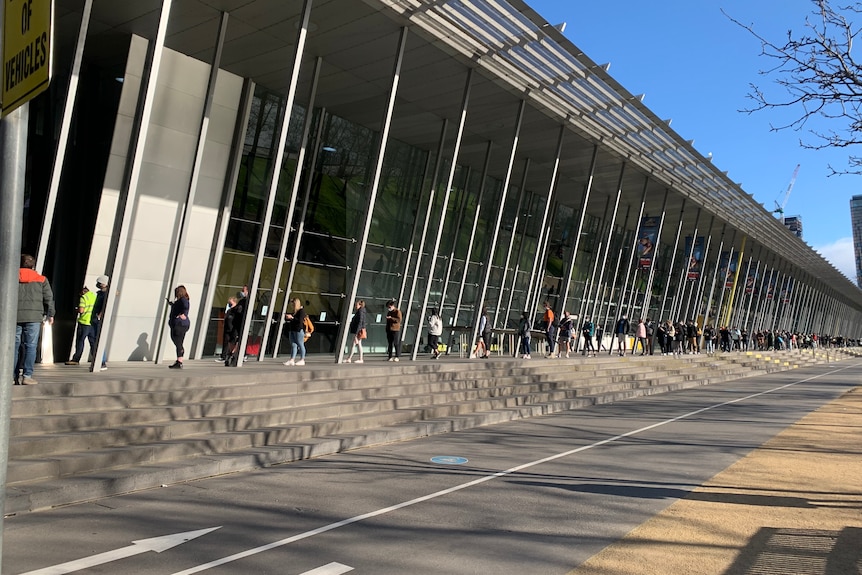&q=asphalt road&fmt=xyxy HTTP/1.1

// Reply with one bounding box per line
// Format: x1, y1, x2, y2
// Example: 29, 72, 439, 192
4, 361, 860, 575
